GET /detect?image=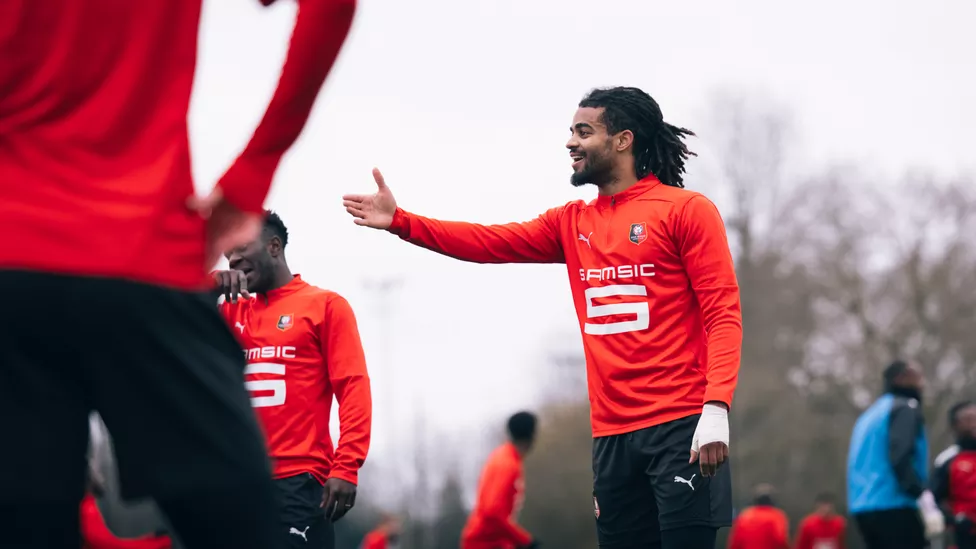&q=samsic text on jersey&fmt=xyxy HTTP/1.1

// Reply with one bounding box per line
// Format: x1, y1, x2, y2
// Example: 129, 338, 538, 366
219, 275, 371, 484
387, 175, 742, 436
